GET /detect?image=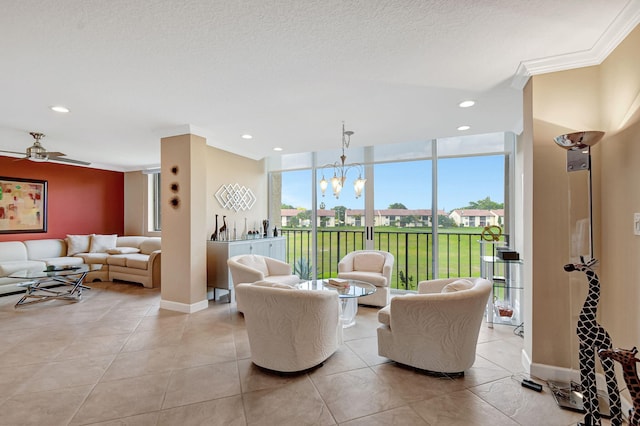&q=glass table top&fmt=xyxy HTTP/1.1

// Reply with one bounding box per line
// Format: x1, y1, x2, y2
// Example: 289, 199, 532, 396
9, 264, 102, 279
295, 279, 376, 298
